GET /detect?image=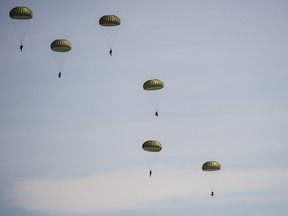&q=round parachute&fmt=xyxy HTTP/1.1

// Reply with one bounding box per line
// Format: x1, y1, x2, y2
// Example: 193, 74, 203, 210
202, 161, 221, 171
142, 140, 162, 152
99, 15, 121, 26
9, 7, 33, 20
51, 39, 72, 52
143, 79, 164, 91
202, 161, 221, 195
50, 39, 72, 78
